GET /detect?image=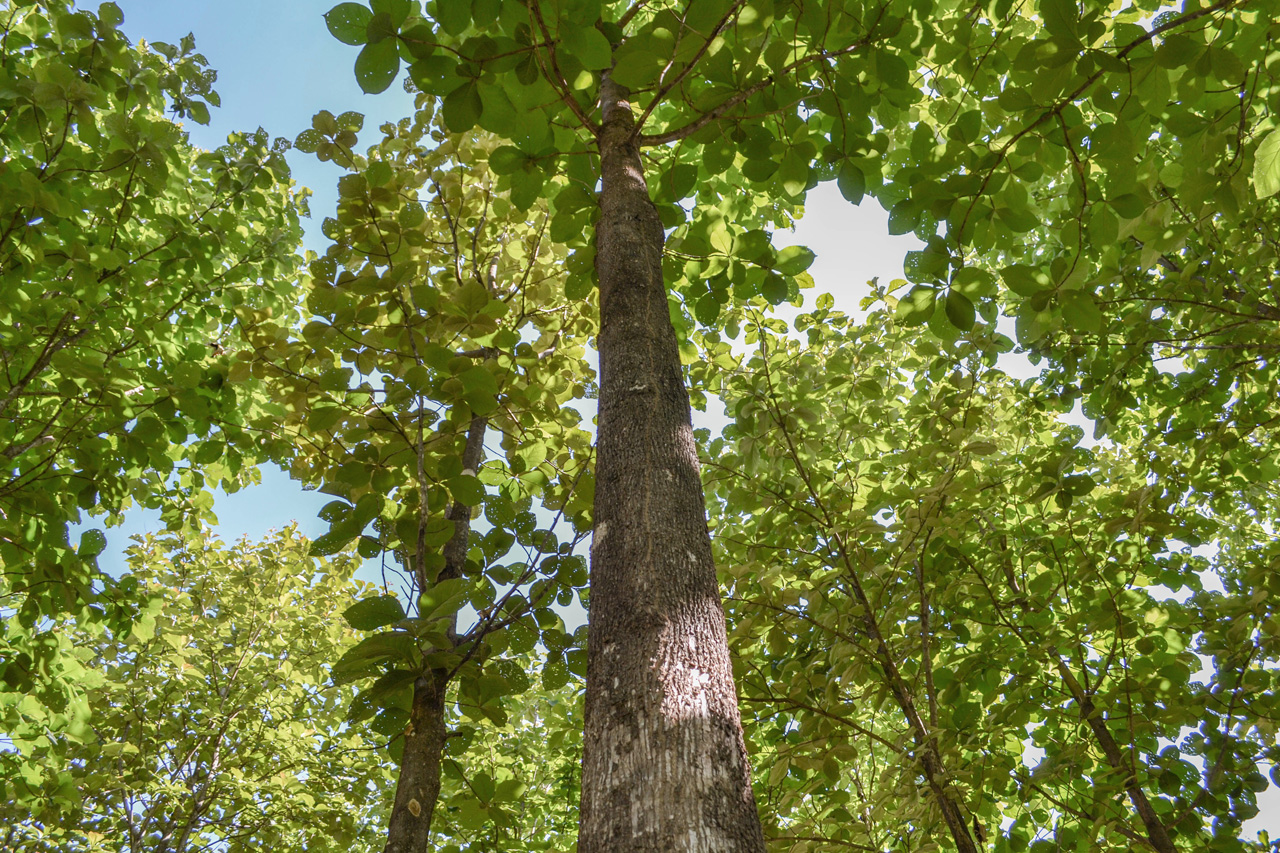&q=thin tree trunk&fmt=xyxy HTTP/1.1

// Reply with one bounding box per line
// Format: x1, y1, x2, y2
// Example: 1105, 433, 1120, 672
1055, 660, 1177, 853
578, 76, 766, 853
384, 414, 487, 853
383, 670, 450, 853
